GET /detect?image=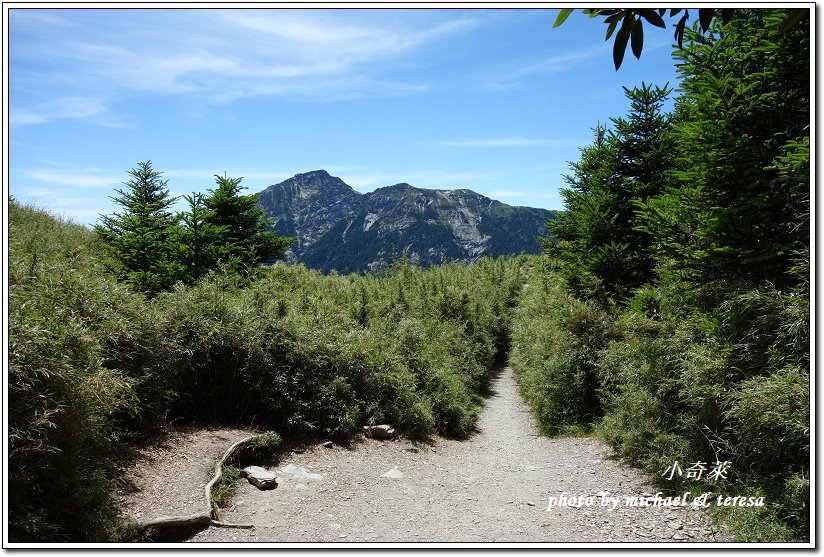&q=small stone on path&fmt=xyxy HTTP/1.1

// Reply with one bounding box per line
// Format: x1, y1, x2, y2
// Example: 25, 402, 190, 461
364, 424, 395, 439
381, 465, 405, 479
241, 466, 278, 490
